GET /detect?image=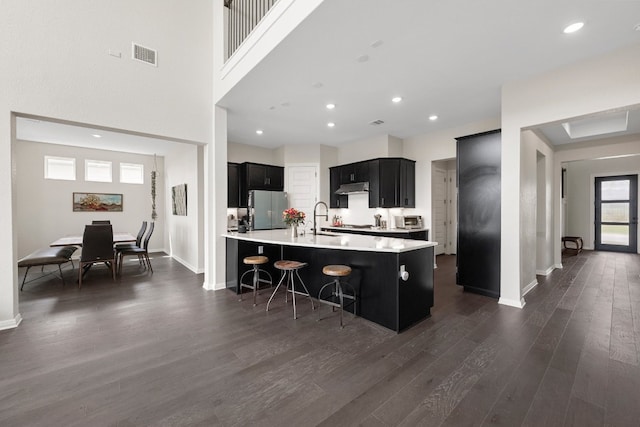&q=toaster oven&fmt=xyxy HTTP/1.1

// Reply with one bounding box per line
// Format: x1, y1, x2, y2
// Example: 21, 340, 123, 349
394, 215, 423, 229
